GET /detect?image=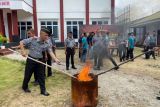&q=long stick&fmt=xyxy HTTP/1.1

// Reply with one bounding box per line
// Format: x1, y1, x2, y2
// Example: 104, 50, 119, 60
96, 49, 154, 76
8, 48, 77, 79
